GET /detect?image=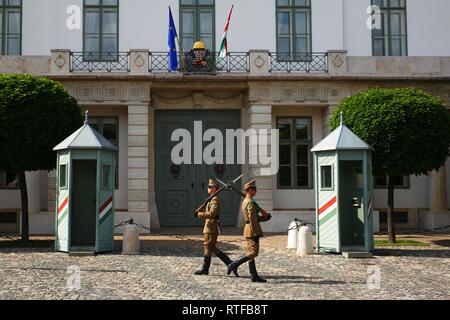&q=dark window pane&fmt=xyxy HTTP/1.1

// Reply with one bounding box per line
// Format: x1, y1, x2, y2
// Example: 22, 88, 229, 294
279, 166, 292, 187
85, 0, 100, 5
85, 11, 100, 34
392, 175, 404, 186
277, 119, 291, 140
181, 0, 195, 4
296, 144, 308, 165
277, 12, 290, 35
321, 165, 332, 189
103, 0, 118, 5
277, 0, 289, 6
102, 164, 111, 189
59, 164, 67, 188
297, 166, 309, 187
279, 145, 291, 165
198, 0, 213, 5
102, 122, 117, 141
296, 119, 309, 140
0, 212, 17, 224
102, 10, 117, 34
